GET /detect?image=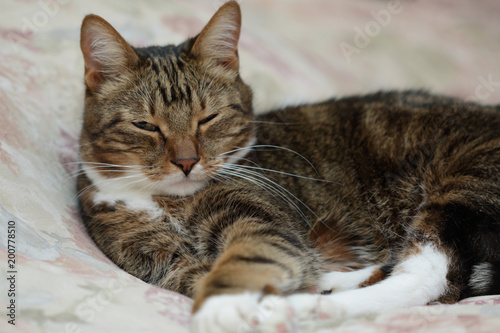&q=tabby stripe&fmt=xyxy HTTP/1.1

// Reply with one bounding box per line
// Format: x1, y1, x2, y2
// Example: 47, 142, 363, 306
114, 146, 143, 152
158, 79, 169, 105
205, 219, 234, 257
102, 117, 122, 132
170, 85, 179, 103
185, 84, 192, 103
234, 255, 278, 265
202, 214, 275, 257
264, 240, 302, 258
176, 263, 212, 296
380, 263, 395, 276
179, 87, 186, 103
151, 60, 160, 76
185, 243, 198, 255
278, 232, 306, 251
110, 133, 142, 141
189, 196, 277, 228
176, 276, 189, 295
214, 129, 251, 139
229, 103, 245, 113
234, 126, 253, 137
134, 253, 155, 282
210, 281, 233, 289
219, 202, 276, 224
176, 58, 185, 71
109, 137, 142, 145
90, 203, 117, 214
148, 99, 156, 116
90, 119, 122, 138
168, 248, 181, 268
234, 255, 294, 277
111, 129, 136, 137
100, 147, 142, 154
168, 58, 178, 83
205, 231, 221, 257
261, 229, 306, 250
